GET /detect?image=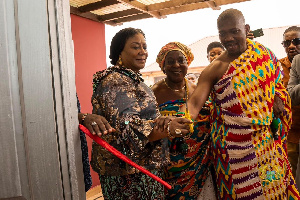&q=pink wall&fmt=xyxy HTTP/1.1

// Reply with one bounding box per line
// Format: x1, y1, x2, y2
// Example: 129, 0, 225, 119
71, 14, 107, 187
